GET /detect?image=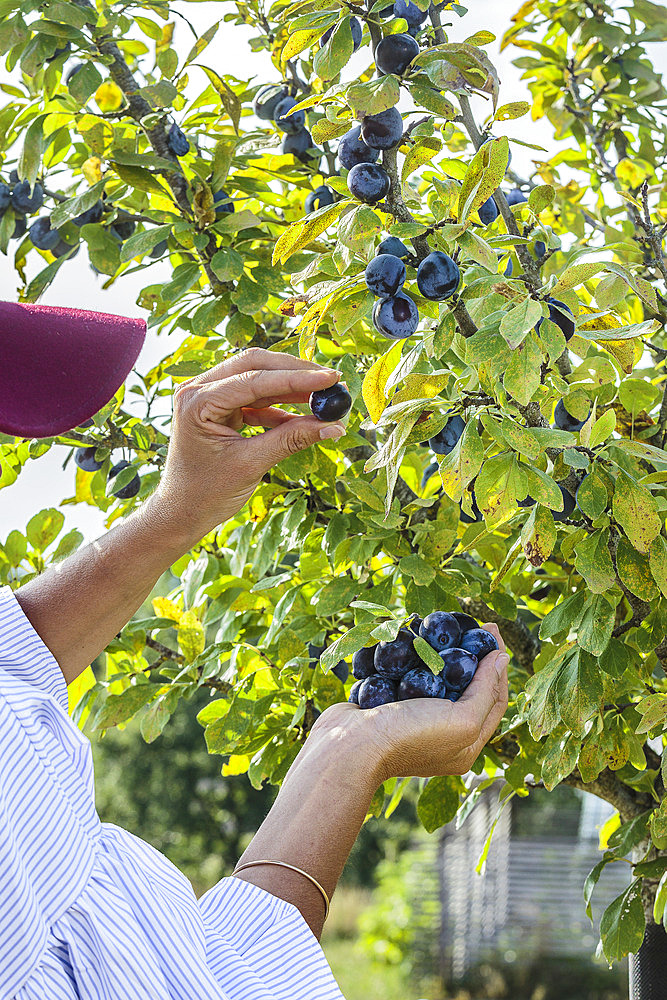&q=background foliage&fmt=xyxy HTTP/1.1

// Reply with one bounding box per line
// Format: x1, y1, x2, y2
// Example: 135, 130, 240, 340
1, 0, 667, 968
